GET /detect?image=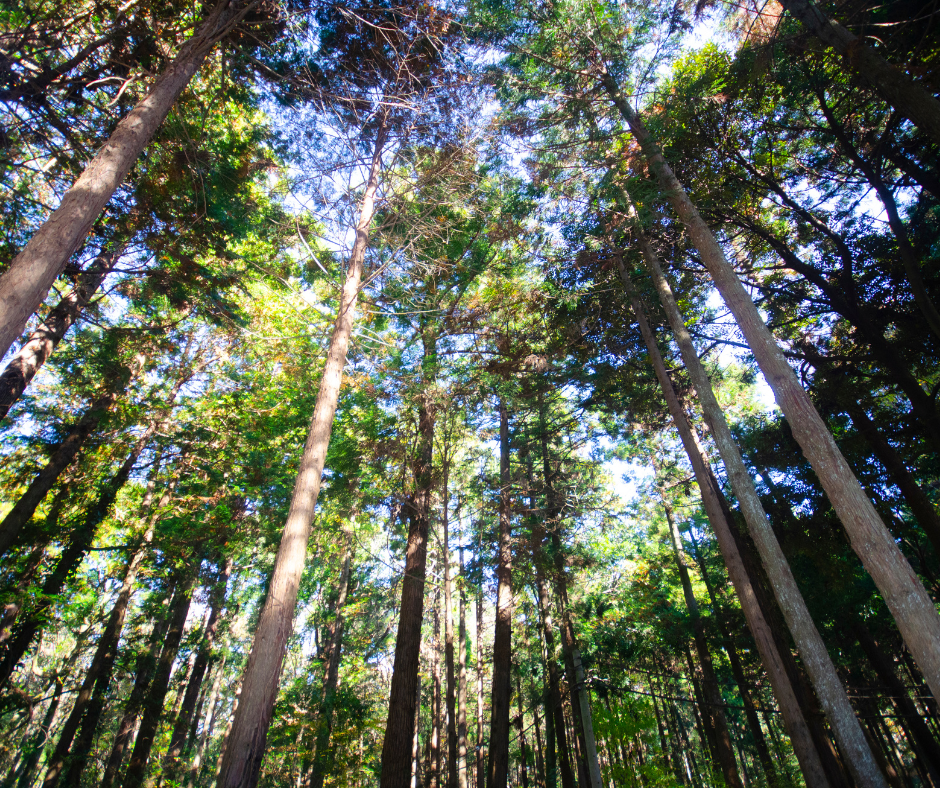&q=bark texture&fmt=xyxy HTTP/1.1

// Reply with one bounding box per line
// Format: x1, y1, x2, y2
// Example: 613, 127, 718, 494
0, 0, 254, 359
607, 89, 940, 712
217, 122, 385, 788
0, 247, 119, 423
621, 226, 884, 787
